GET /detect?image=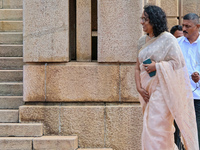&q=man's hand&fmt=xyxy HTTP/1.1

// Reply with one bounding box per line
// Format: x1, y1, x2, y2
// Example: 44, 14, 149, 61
138, 87, 150, 103
191, 72, 200, 83
143, 61, 156, 73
